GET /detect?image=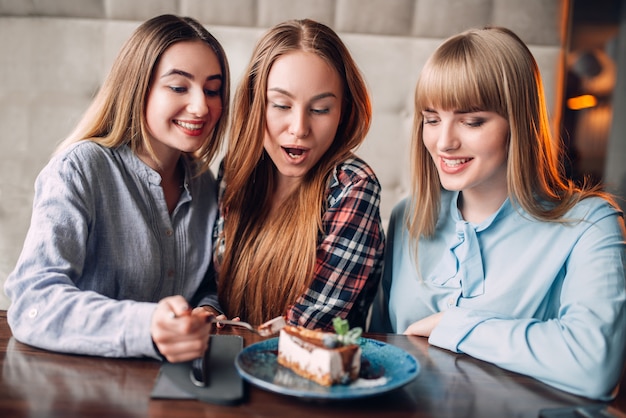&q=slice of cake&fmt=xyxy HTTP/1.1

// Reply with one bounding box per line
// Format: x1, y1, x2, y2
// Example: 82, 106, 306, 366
276, 318, 362, 386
